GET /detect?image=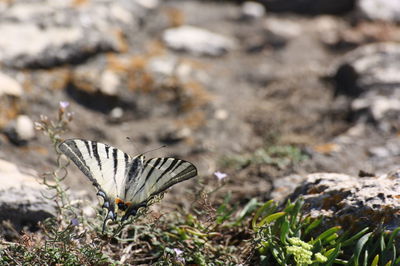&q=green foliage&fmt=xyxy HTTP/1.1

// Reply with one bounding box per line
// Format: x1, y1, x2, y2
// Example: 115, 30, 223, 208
0, 242, 107, 265
251, 198, 400, 265
221, 144, 308, 169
